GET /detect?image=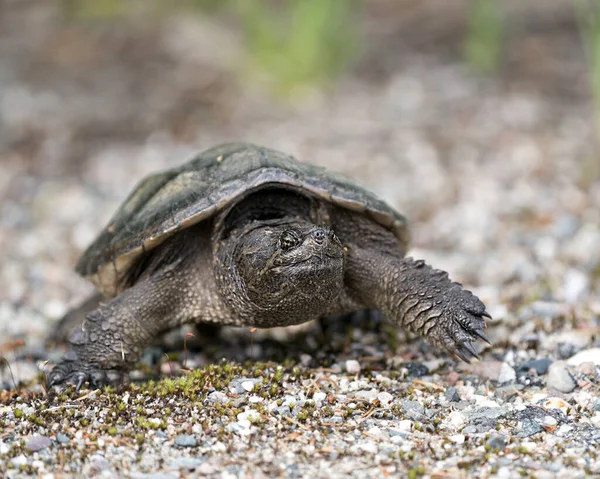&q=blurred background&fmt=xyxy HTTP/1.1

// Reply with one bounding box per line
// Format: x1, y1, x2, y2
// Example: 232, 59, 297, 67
1, 0, 599, 362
